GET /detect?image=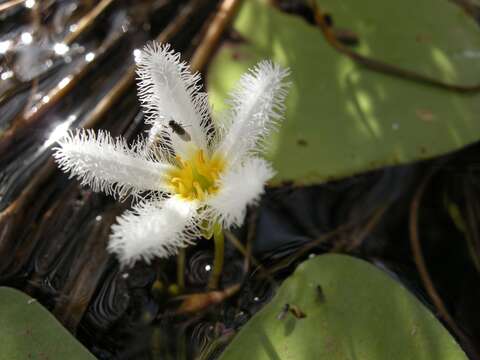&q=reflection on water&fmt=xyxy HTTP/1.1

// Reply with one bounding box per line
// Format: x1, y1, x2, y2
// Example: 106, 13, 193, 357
2, 1, 478, 359
0, 1, 425, 352
0, 0, 235, 358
